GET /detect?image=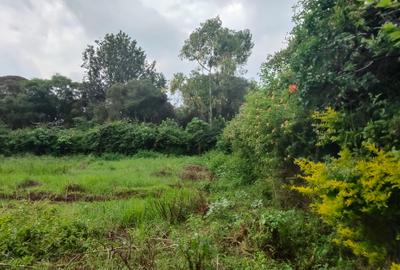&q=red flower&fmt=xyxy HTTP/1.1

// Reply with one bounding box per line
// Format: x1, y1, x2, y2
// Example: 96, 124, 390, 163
289, 84, 298, 94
